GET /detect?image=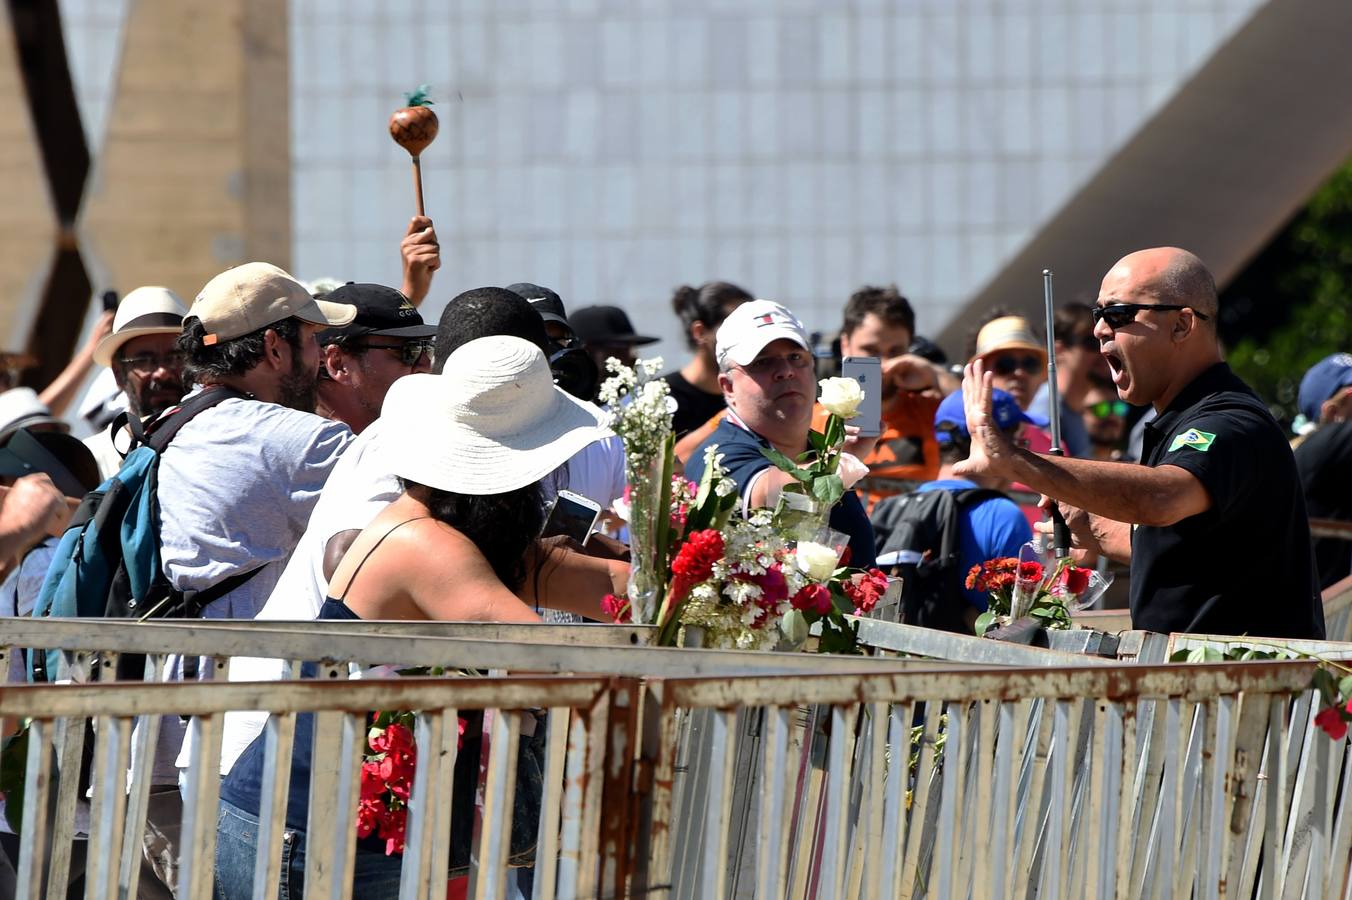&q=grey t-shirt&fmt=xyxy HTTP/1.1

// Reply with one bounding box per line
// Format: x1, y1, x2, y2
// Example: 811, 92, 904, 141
156, 392, 353, 620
